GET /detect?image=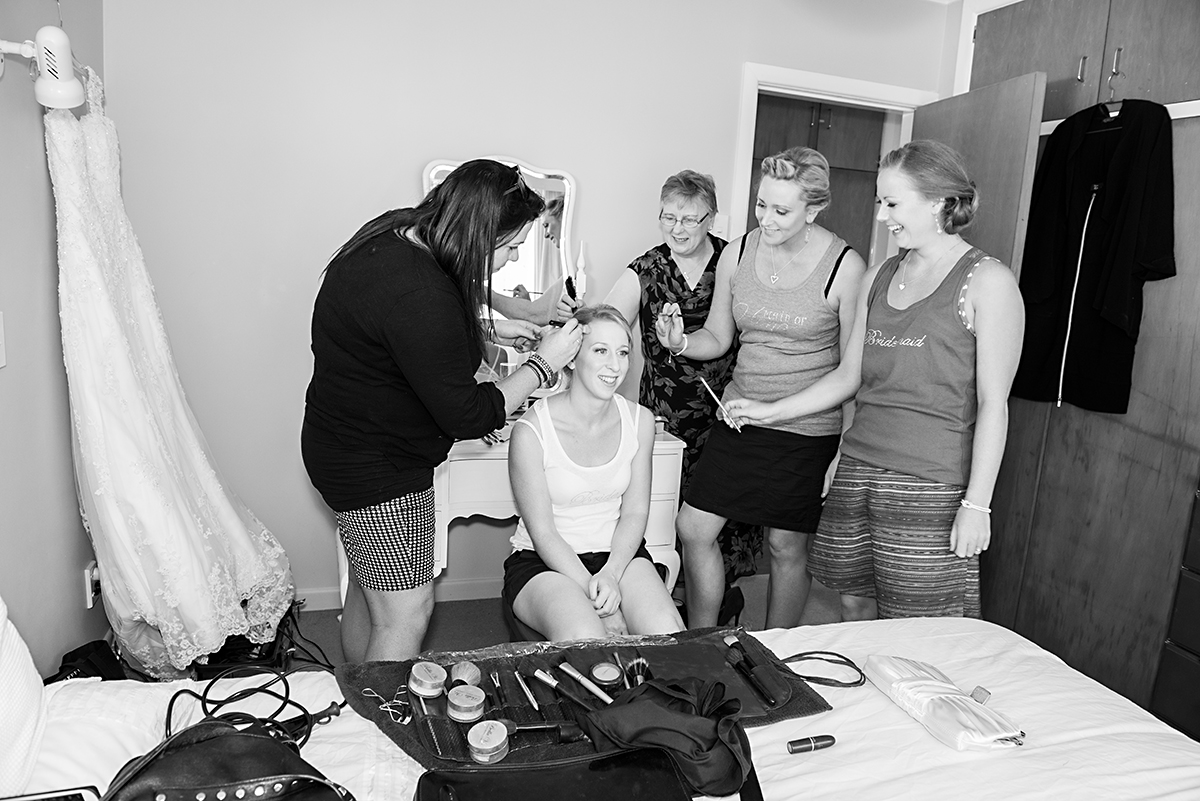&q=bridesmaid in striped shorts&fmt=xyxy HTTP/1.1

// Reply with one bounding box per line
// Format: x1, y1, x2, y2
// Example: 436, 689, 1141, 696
725, 140, 1024, 619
